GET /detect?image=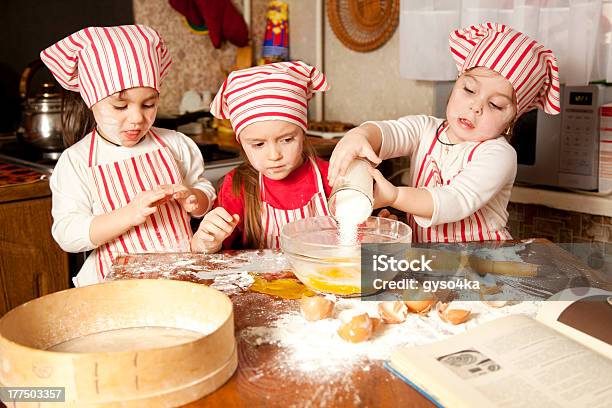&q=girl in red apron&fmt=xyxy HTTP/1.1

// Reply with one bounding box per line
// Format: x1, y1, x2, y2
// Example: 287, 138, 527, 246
328, 22, 560, 243
41, 26, 216, 286
191, 61, 331, 251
